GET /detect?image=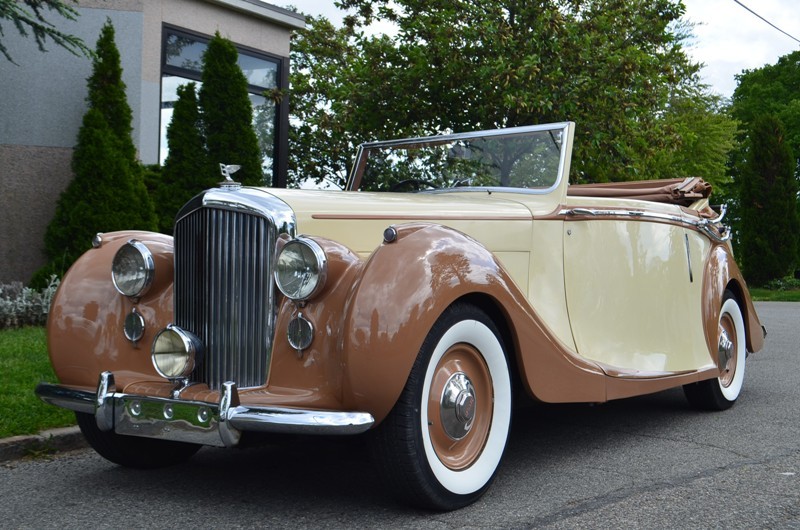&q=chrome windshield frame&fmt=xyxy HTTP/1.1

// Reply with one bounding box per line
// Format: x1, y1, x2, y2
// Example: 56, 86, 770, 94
346, 122, 575, 194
